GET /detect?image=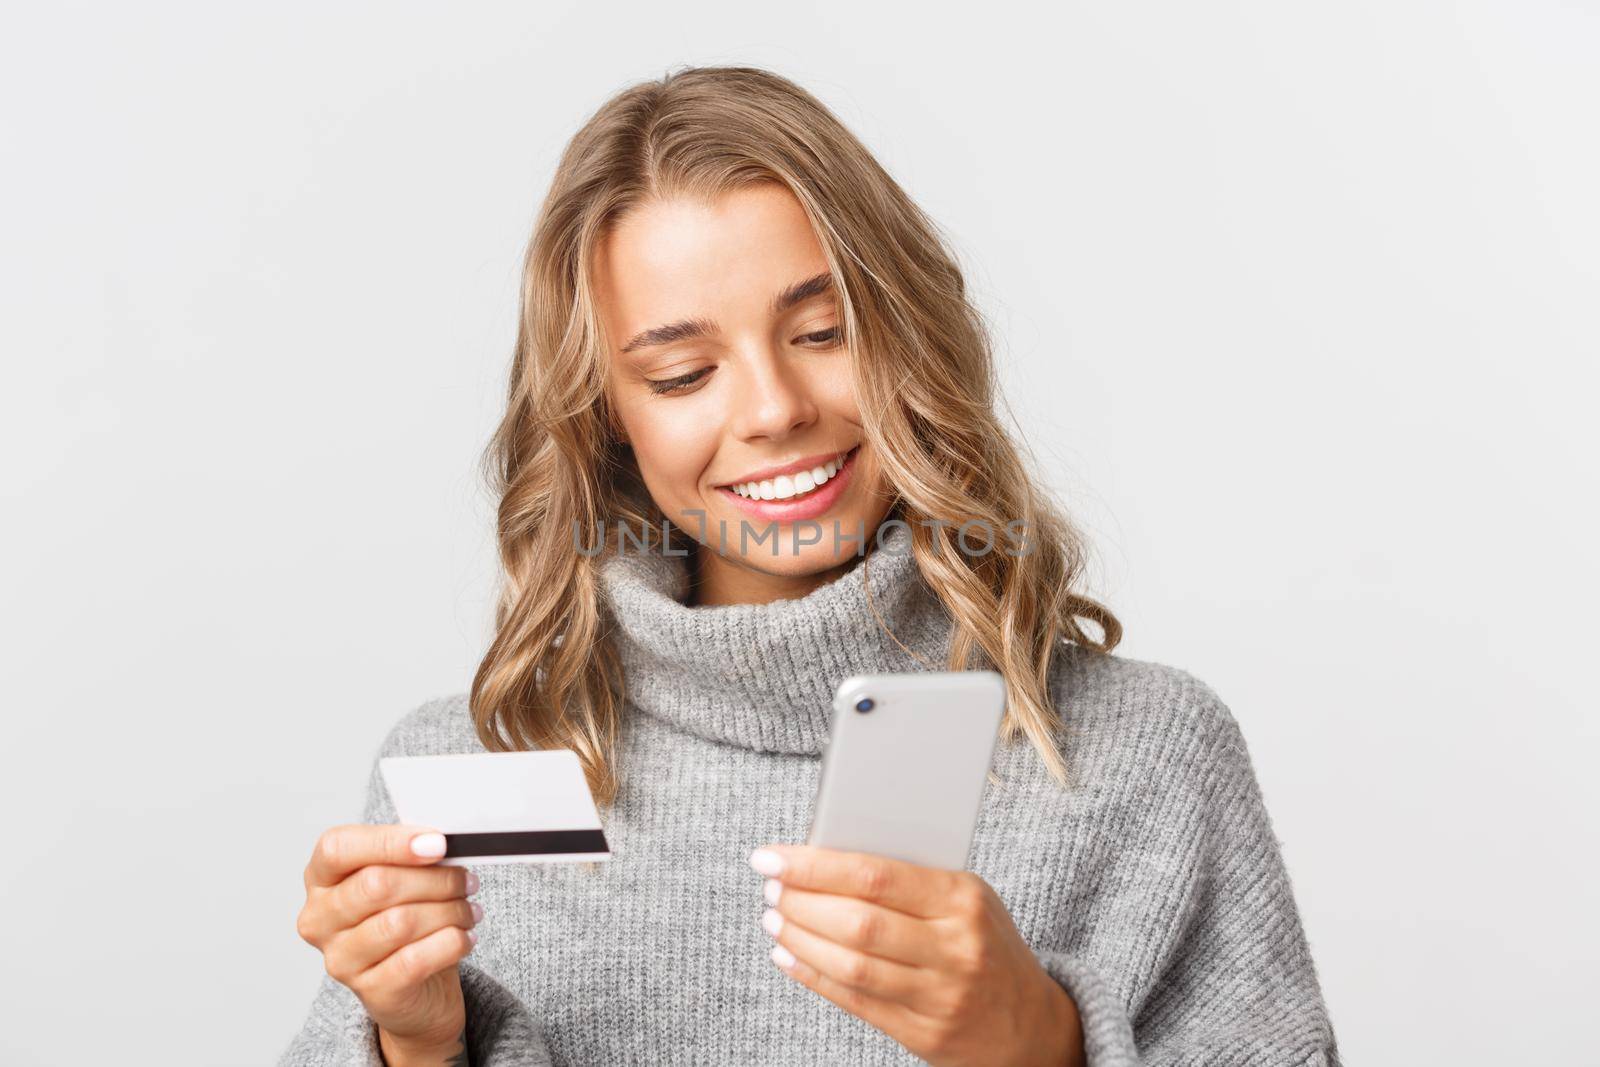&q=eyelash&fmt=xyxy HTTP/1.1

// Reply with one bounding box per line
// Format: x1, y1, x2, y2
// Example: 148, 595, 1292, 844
644, 327, 843, 395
